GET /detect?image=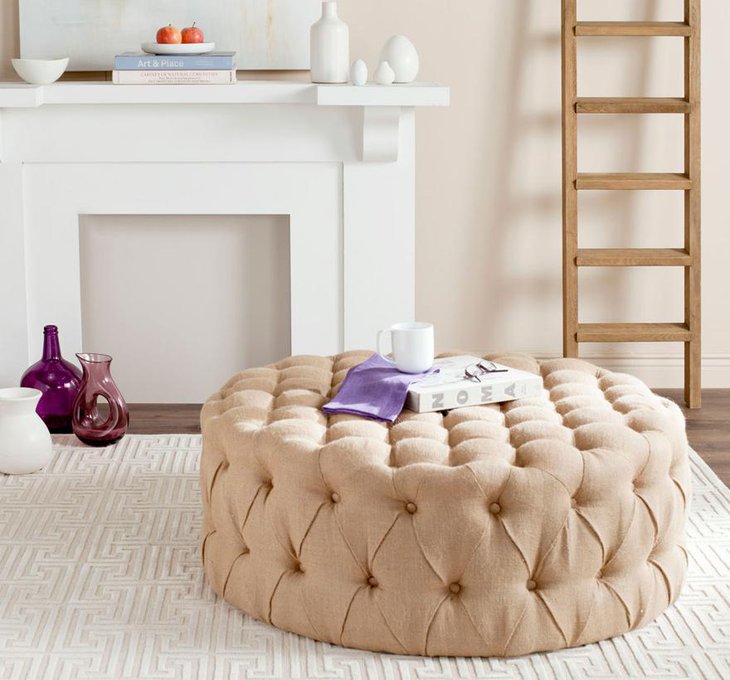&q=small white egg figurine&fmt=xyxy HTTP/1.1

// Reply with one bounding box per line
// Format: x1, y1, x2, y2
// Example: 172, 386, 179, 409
374, 61, 395, 85
380, 35, 419, 83
350, 59, 368, 86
